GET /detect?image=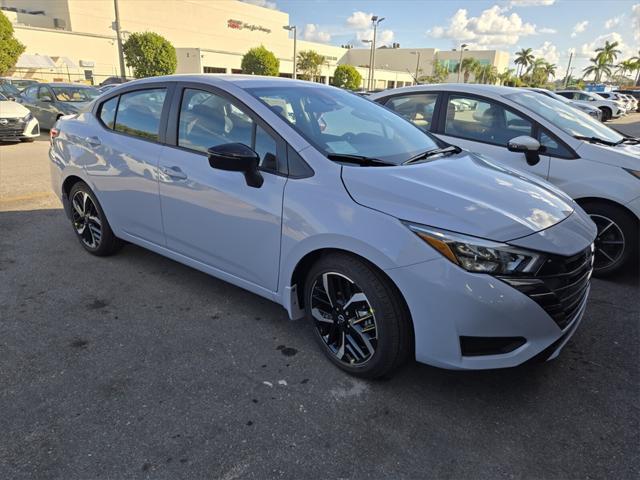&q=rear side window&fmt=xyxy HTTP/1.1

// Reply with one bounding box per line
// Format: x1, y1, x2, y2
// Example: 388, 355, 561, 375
384, 93, 439, 132
99, 96, 118, 129
114, 89, 166, 141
